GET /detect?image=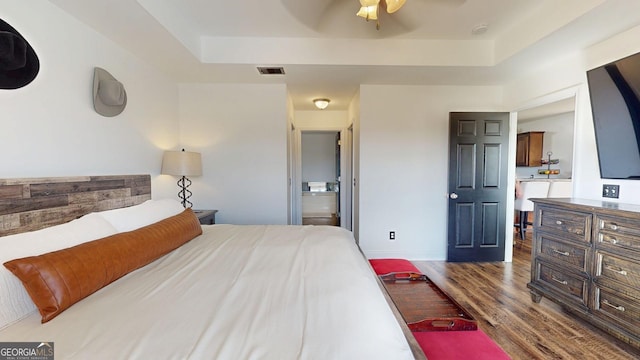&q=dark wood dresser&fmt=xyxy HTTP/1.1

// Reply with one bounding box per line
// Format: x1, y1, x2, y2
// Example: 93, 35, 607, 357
528, 198, 640, 350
